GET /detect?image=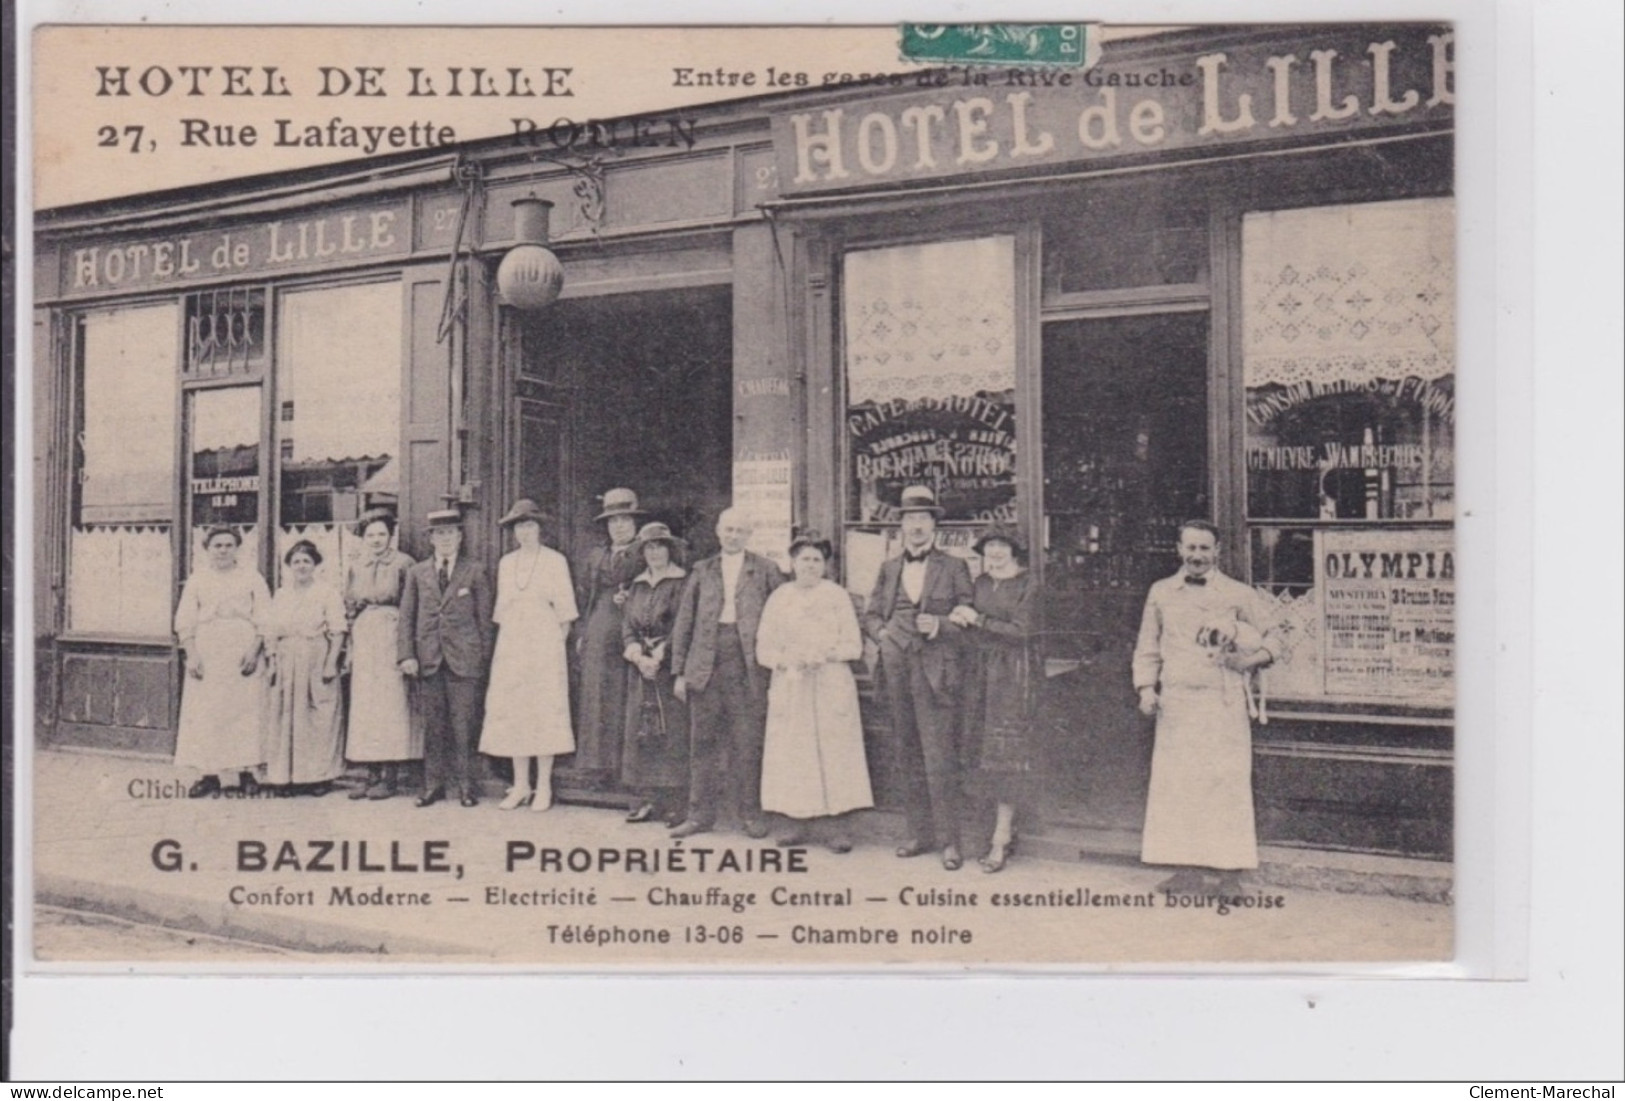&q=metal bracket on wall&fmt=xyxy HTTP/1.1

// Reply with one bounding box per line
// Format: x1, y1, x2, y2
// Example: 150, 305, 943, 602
516, 148, 623, 236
